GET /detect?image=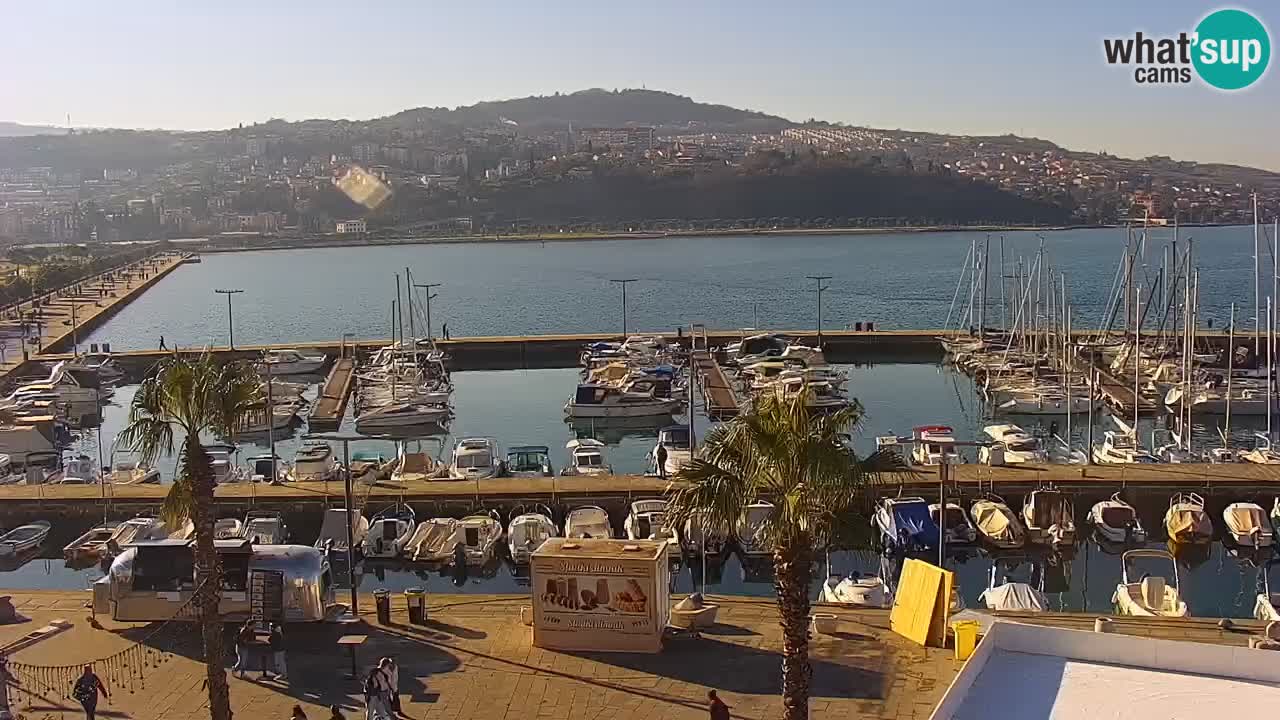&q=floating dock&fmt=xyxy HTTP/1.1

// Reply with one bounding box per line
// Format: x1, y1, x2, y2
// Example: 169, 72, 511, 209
307, 354, 356, 430
692, 348, 739, 418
